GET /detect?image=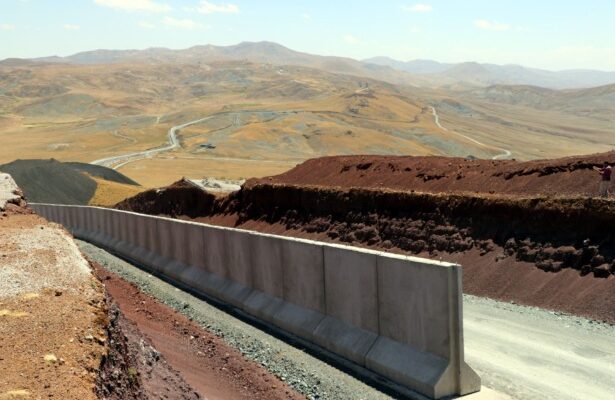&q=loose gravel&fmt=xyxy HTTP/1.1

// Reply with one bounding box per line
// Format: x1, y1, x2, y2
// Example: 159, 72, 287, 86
77, 240, 395, 400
